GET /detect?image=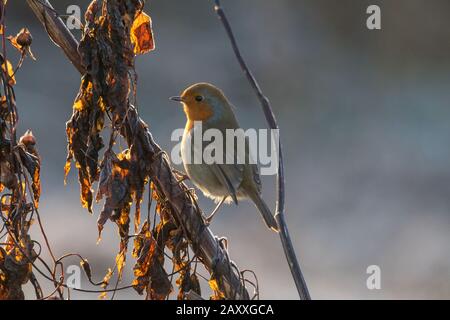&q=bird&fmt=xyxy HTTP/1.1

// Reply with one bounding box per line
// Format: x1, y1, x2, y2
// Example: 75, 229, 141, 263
170, 82, 279, 232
